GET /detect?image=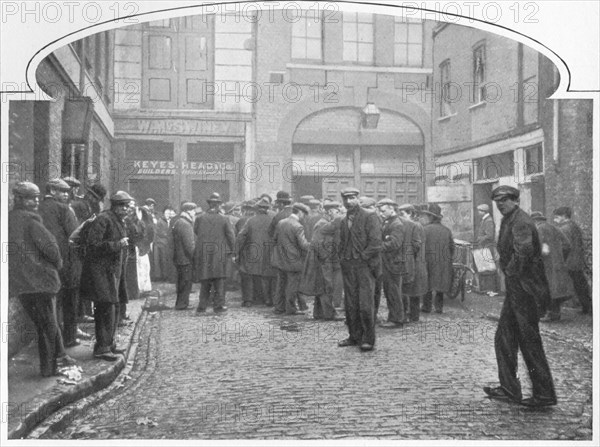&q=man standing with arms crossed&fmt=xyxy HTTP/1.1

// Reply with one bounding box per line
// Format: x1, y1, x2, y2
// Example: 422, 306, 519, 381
337, 188, 382, 352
